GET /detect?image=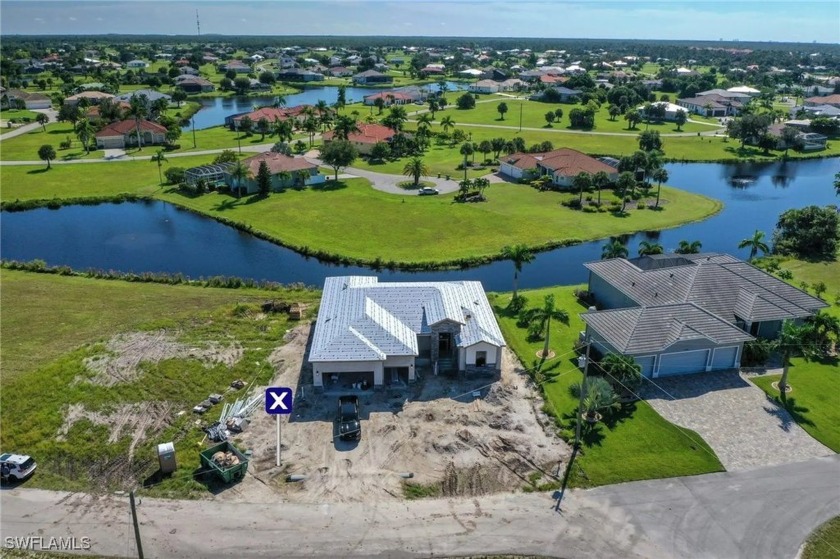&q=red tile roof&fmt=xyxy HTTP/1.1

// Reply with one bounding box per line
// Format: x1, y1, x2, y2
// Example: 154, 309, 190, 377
323, 122, 395, 144
241, 152, 316, 175
806, 94, 840, 105
363, 91, 414, 102
232, 105, 311, 123
505, 149, 616, 176
96, 119, 168, 137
